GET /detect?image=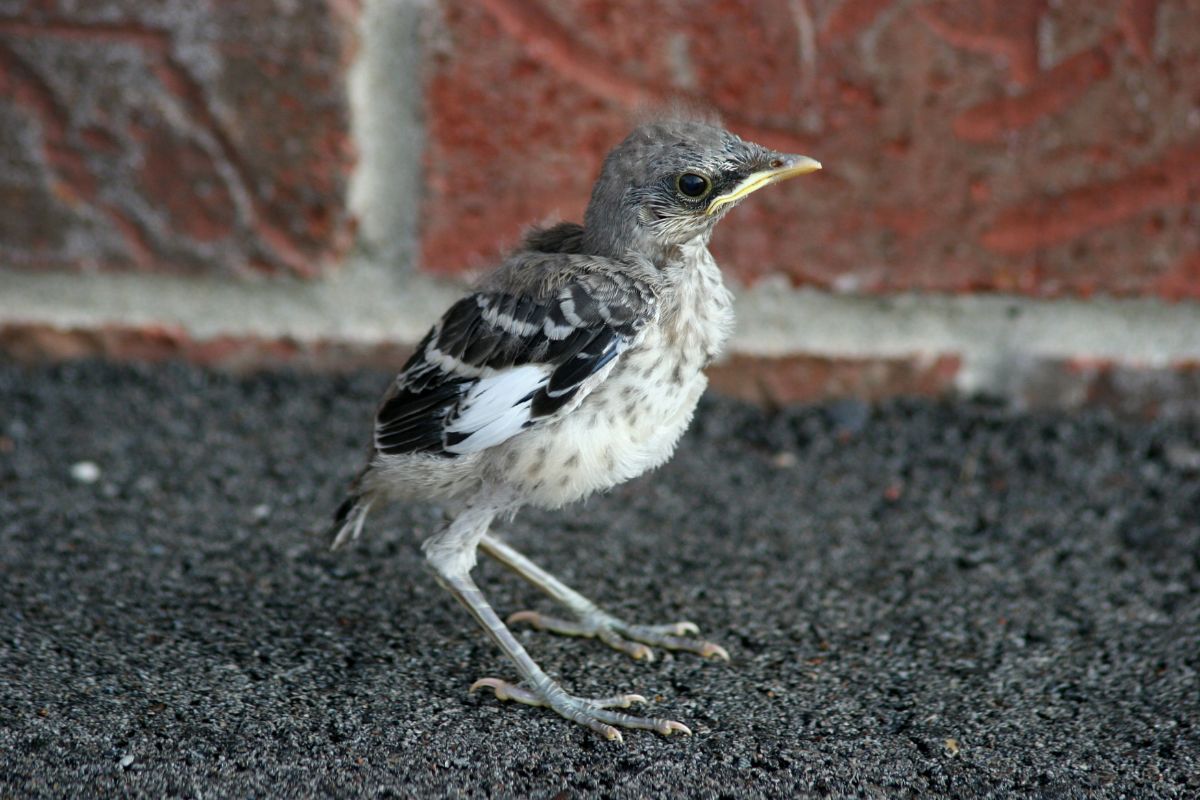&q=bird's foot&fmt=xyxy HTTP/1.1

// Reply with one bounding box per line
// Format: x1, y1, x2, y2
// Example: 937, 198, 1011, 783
507, 609, 730, 663
470, 677, 691, 741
